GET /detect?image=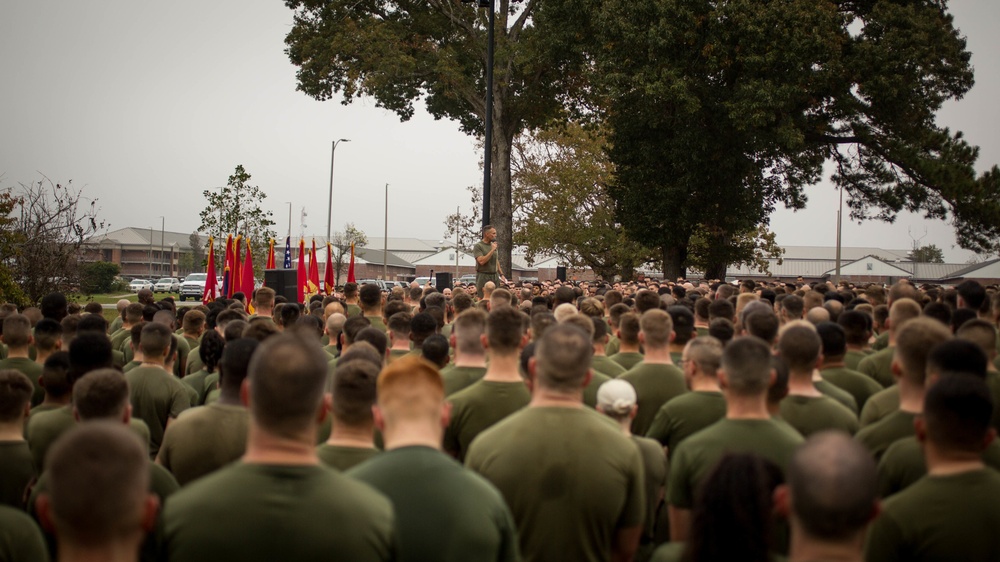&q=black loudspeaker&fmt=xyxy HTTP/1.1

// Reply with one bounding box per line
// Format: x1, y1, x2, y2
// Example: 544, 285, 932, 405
435, 272, 453, 289
264, 269, 298, 302
556, 266, 567, 282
